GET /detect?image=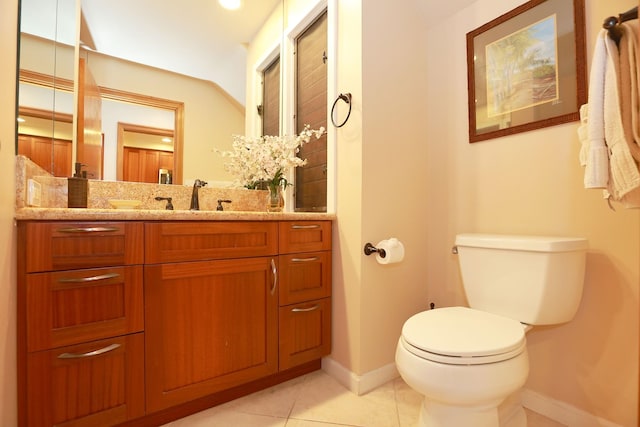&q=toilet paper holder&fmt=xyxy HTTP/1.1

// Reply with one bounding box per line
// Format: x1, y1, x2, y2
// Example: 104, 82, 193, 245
363, 242, 386, 258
